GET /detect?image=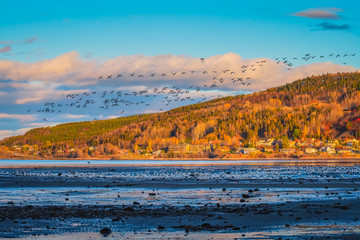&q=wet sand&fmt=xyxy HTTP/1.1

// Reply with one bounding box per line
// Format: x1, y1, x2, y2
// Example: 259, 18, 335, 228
0, 165, 359, 239
1, 199, 360, 239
